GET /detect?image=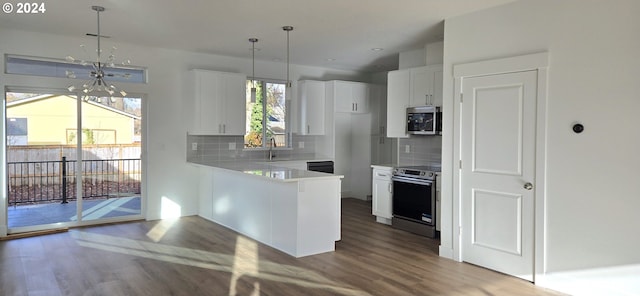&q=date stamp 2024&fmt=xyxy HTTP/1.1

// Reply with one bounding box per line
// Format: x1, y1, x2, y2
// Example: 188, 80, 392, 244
3, 2, 46, 14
